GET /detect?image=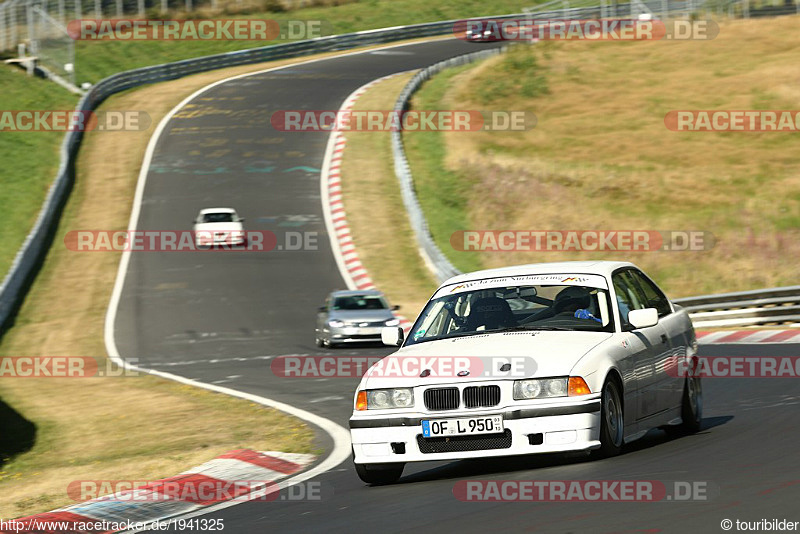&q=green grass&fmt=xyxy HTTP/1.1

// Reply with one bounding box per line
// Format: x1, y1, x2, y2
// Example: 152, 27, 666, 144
403, 62, 484, 274
0, 68, 79, 280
